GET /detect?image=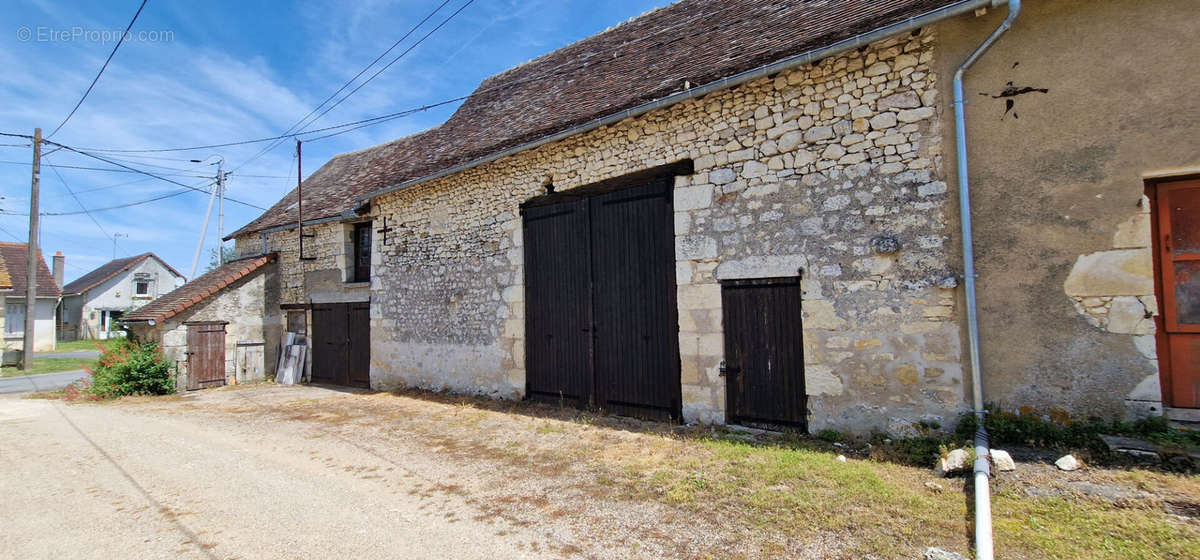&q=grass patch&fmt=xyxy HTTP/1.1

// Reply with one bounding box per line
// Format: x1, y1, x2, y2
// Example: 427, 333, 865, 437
37, 339, 119, 354
1, 357, 95, 377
